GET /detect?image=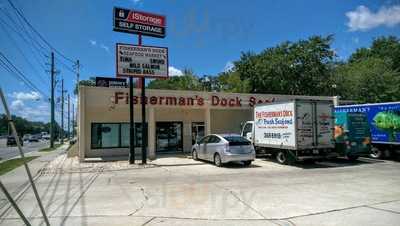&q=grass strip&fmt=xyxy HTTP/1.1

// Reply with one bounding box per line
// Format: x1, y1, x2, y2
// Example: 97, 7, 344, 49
0, 156, 38, 176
